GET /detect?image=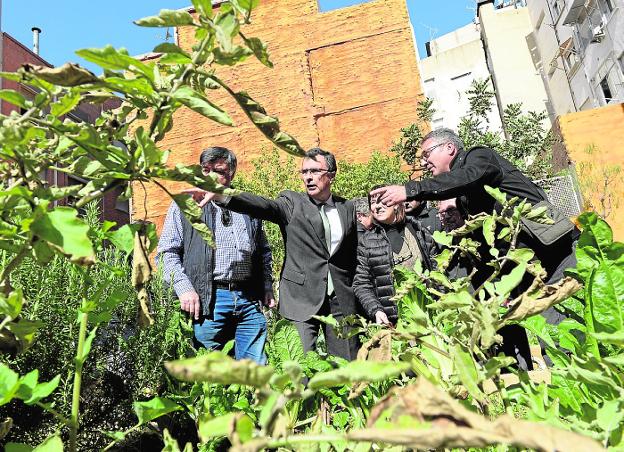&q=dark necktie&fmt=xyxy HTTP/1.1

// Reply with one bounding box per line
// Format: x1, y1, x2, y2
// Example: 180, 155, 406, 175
319, 204, 334, 295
